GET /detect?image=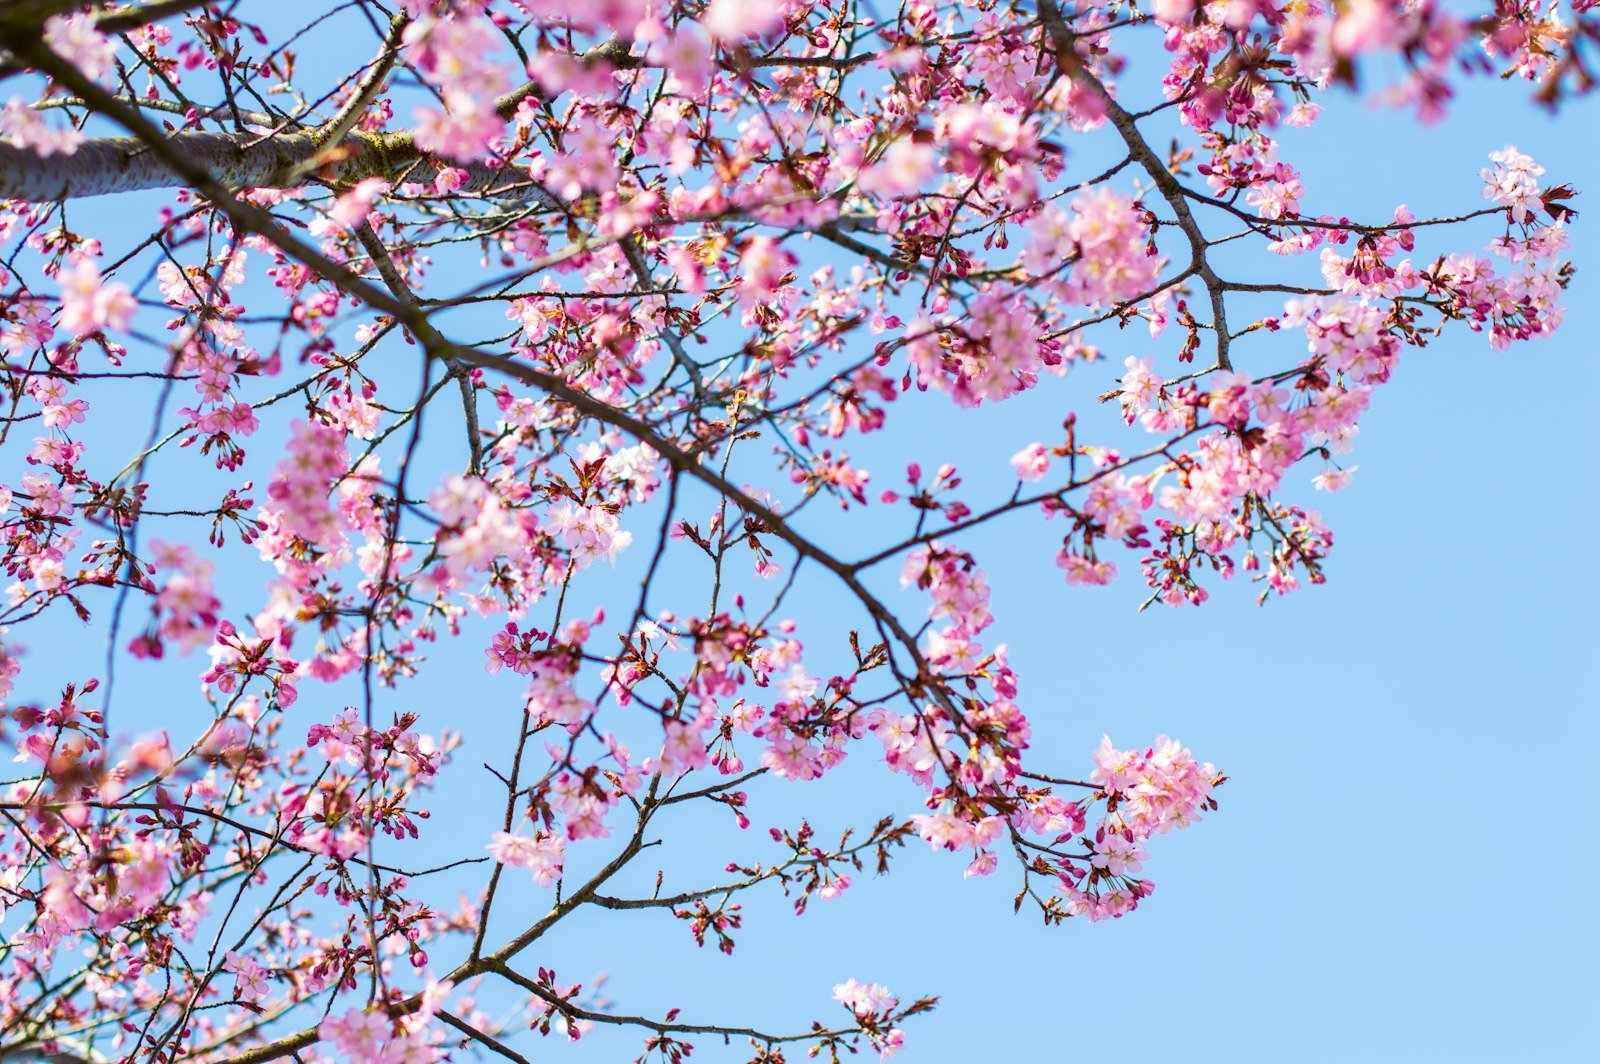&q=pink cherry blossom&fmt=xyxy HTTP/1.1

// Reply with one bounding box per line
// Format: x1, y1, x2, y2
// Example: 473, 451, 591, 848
487, 830, 566, 888
57, 262, 136, 336
43, 15, 117, 84
0, 97, 84, 156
